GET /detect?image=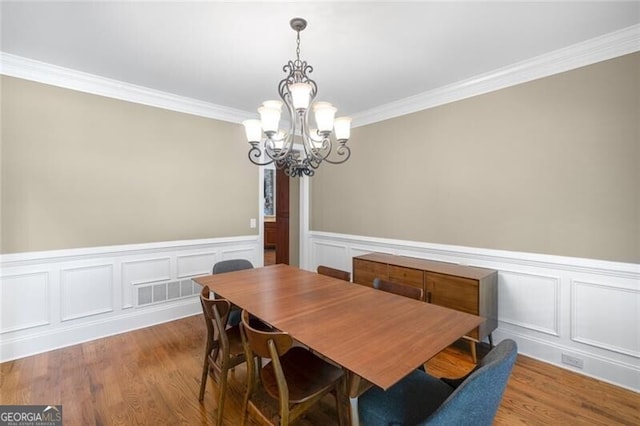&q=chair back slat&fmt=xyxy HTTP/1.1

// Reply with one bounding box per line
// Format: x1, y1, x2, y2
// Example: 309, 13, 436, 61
317, 265, 351, 282
200, 285, 232, 347
373, 277, 423, 301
